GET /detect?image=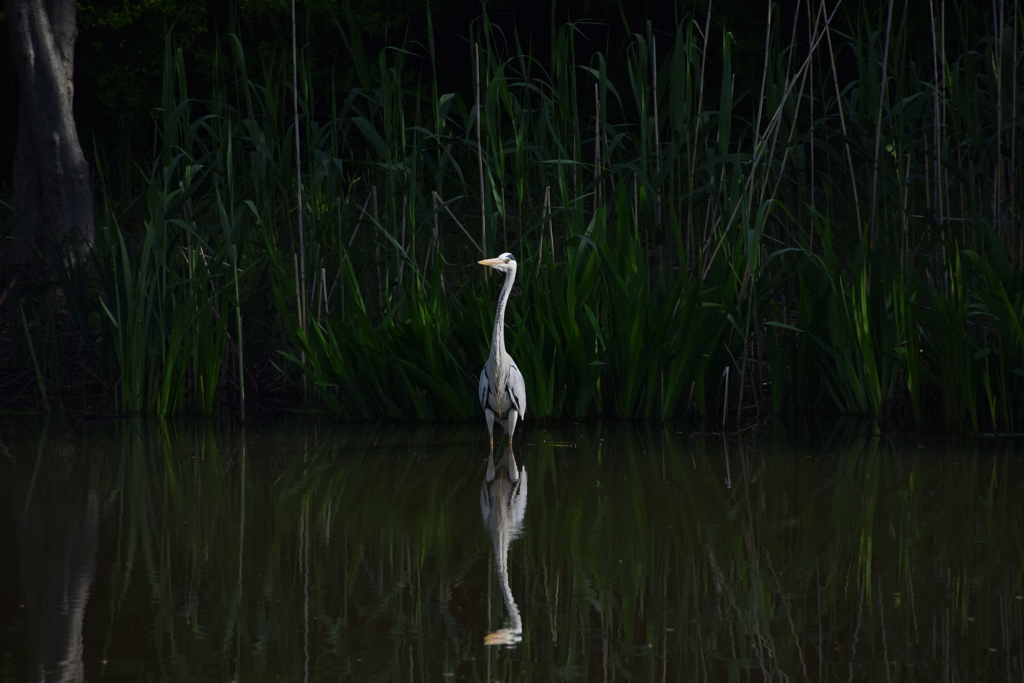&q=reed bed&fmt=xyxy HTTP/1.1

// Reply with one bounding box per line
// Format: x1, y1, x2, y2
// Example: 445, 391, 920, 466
17, 2, 1022, 429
